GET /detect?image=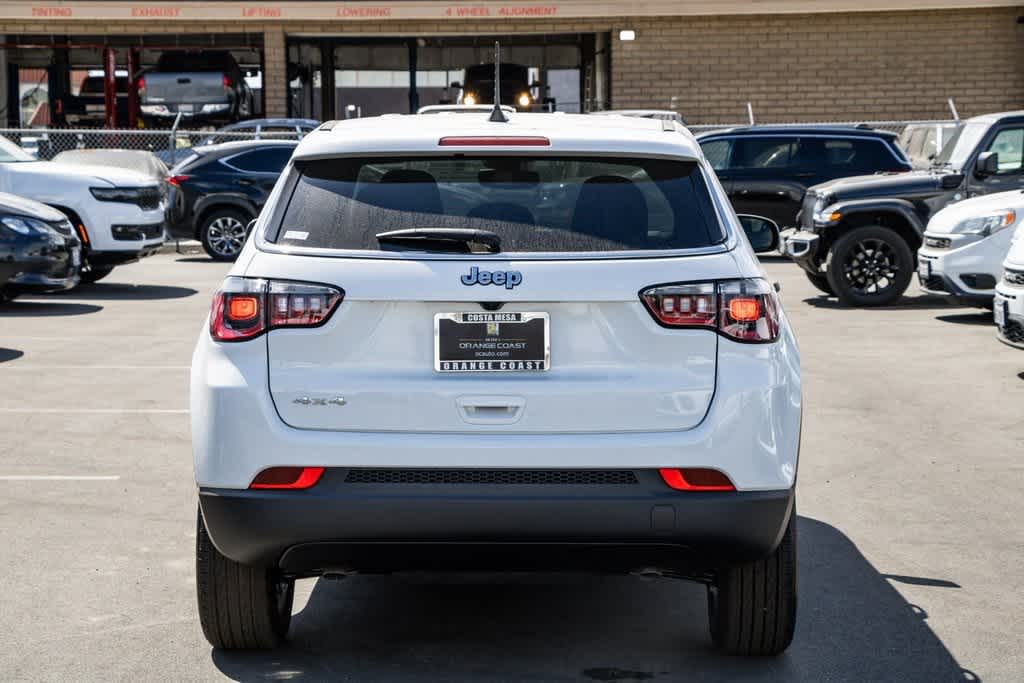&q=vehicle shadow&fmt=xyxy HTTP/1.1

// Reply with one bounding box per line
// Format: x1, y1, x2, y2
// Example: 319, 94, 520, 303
50, 283, 198, 300
175, 257, 218, 264
210, 517, 975, 682
934, 312, 994, 326
0, 348, 24, 363
802, 295, 957, 311
0, 301, 102, 317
